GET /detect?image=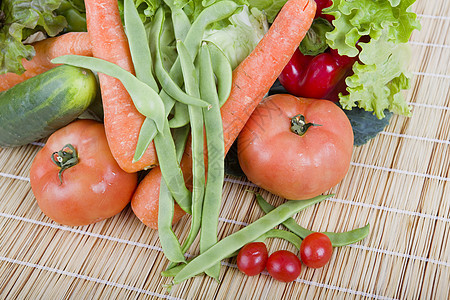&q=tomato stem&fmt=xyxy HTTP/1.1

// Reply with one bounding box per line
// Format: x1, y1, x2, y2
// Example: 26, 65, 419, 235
51, 144, 79, 184
290, 114, 320, 136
